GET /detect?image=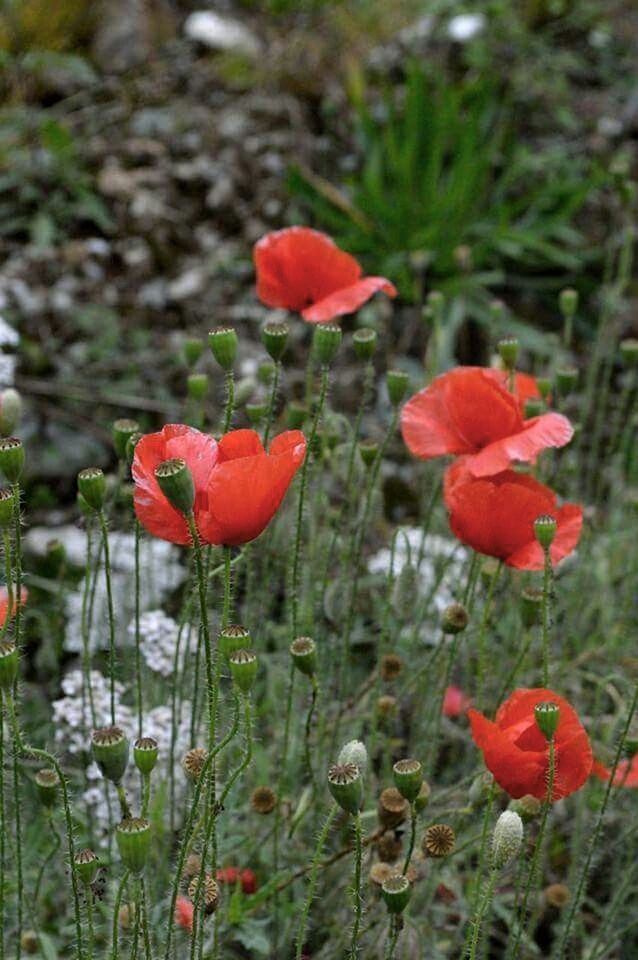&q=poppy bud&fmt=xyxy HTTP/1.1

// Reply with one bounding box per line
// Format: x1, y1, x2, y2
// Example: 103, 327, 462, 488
155, 458, 195, 516
116, 818, 151, 875
380, 653, 402, 681
537, 376, 552, 400
313, 324, 342, 366
352, 327, 377, 361
112, 419, 140, 461
492, 810, 523, 869
126, 432, 143, 466
290, 636, 317, 677
77, 468, 106, 511
219, 625, 251, 660
251, 785, 277, 815
0, 389, 22, 437
187, 373, 209, 402
441, 602, 469, 635
489, 299, 505, 324
134, 736, 159, 775
338, 740, 368, 774
524, 397, 544, 419
258, 361, 275, 386
0, 437, 25, 484
427, 290, 445, 322
246, 402, 267, 426
208, 327, 238, 371
414, 780, 432, 814
327, 762, 362, 815
261, 322, 289, 362
422, 823, 455, 858
91, 726, 129, 784
0, 641, 18, 691
359, 440, 378, 467
534, 514, 557, 551
509, 795, 542, 820
0, 488, 15, 528
286, 402, 307, 430
393, 759, 423, 802
378, 787, 408, 828
35, 768, 60, 807
387, 370, 409, 406
182, 747, 207, 783
74, 849, 99, 886
183, 337, 204, 367
556, 367, 578, 396
559, 288, 578, 318
620, 338, 638, 366
497, 337, 519, 371
381, 874, 411, 914
520, 587, 543, 628
534, 701, 560, 741
228, 649, 258, 693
